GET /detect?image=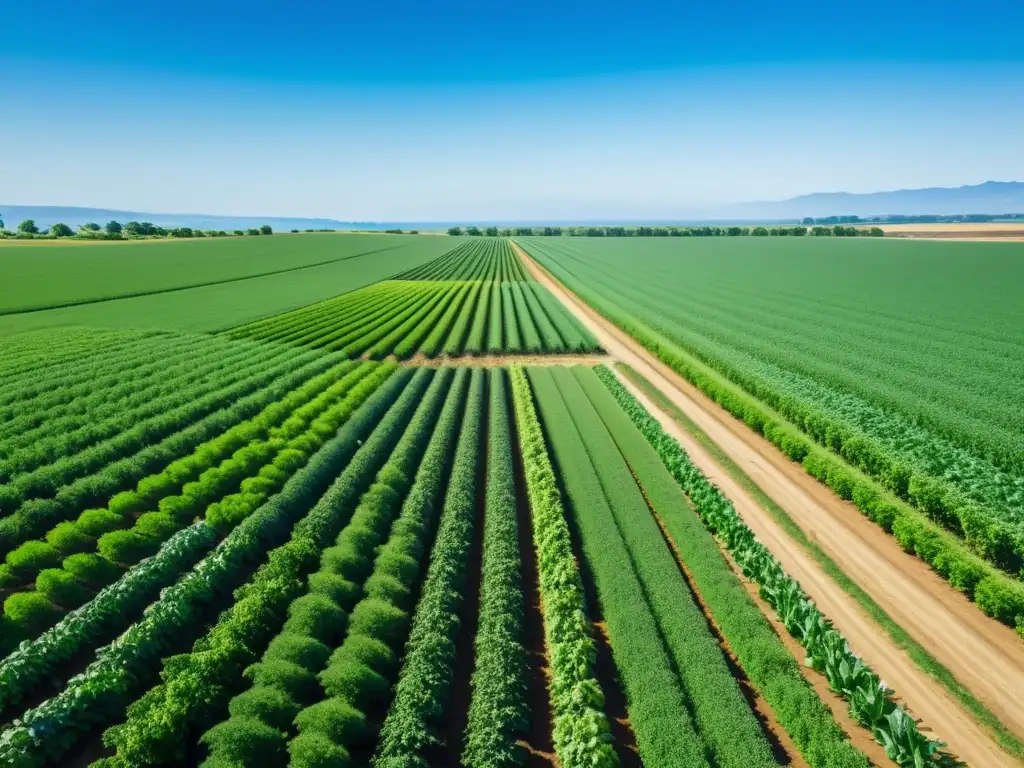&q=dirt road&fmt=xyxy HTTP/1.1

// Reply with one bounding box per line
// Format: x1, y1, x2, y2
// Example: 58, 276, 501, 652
512, 241, 1024, 767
